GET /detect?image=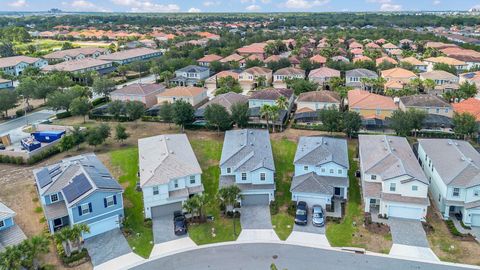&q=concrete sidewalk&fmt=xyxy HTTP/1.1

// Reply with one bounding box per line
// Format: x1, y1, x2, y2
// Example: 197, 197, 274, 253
286, 231, 331, 248
237, 229, 280, 242
389, 244, 439, 262
94, 252, 144, 270
150, 237, 197, 258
